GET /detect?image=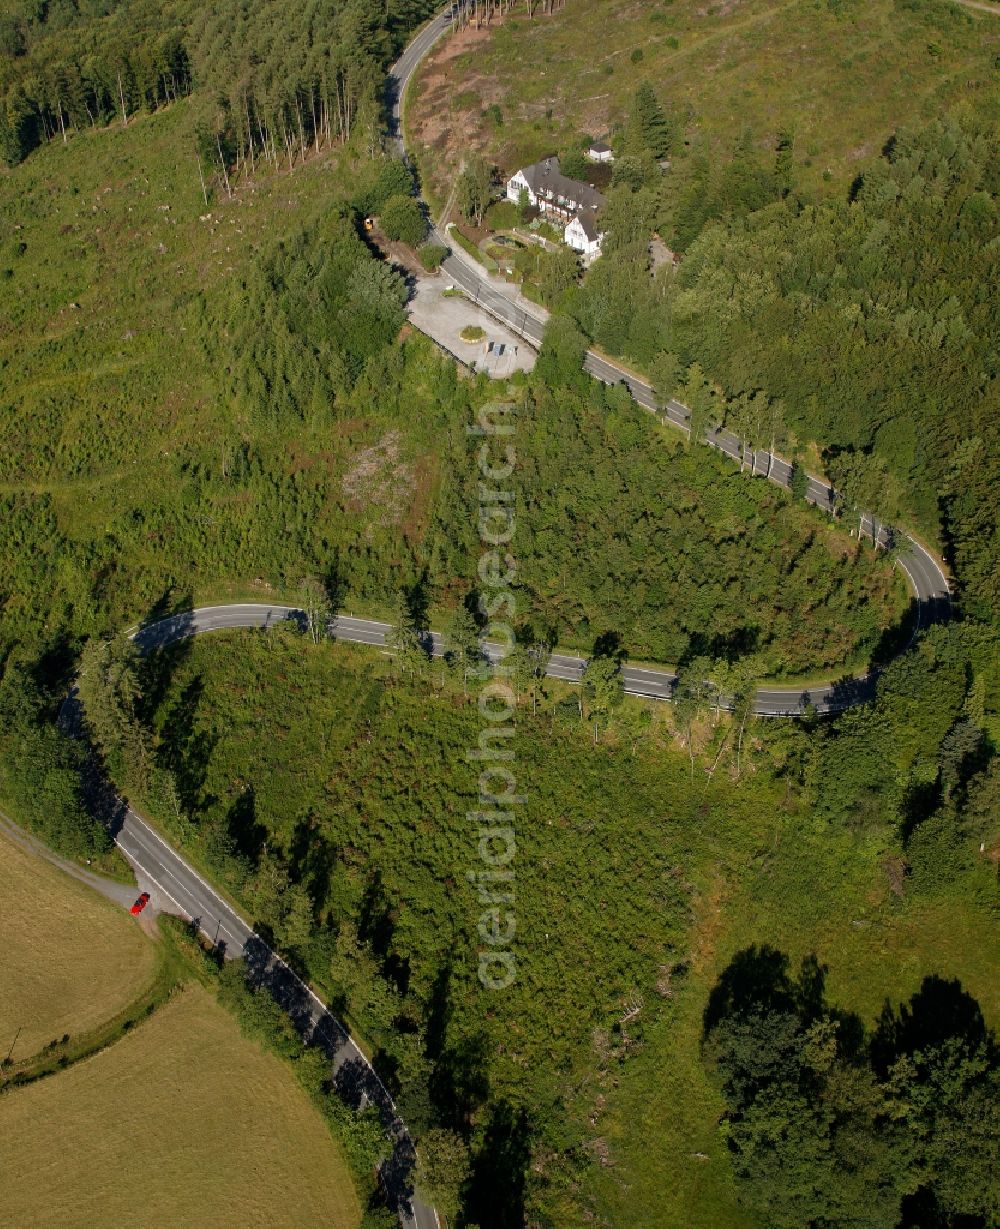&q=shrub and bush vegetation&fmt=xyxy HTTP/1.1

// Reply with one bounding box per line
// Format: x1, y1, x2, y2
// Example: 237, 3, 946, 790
418, 241, 448, 271
379, 192, 427, 247
62, 609, 997, 1225
1, 0, 997, 1223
